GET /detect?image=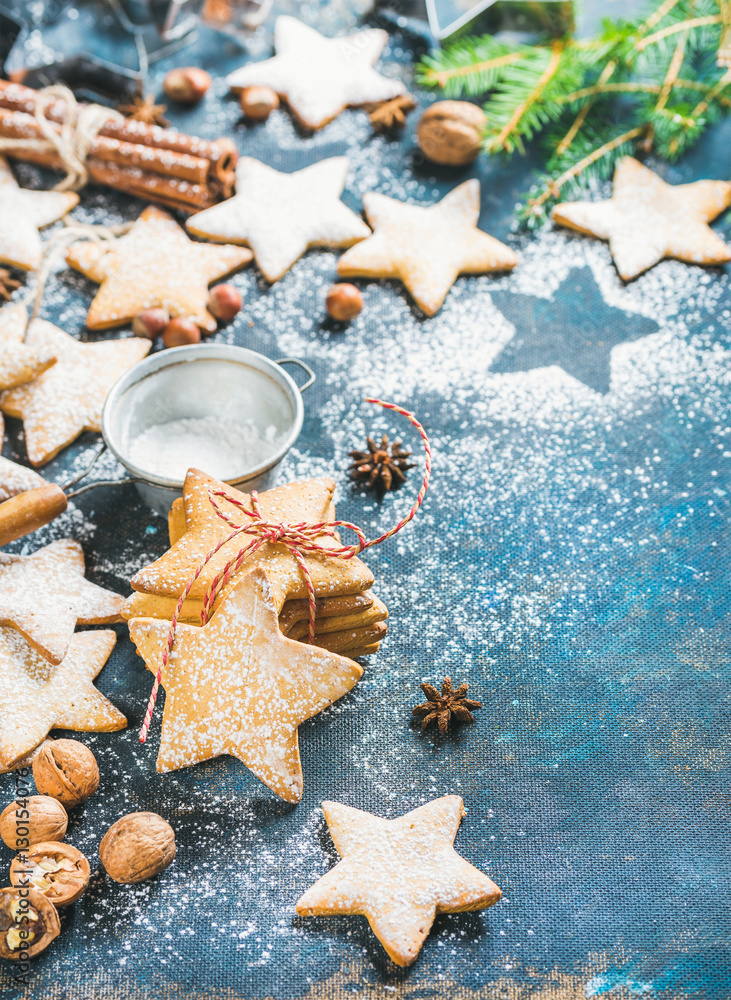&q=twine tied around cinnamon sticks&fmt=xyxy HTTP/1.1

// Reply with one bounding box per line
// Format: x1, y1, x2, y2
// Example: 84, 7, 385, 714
0, 84, 123, 192
139, 399, 433, 743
